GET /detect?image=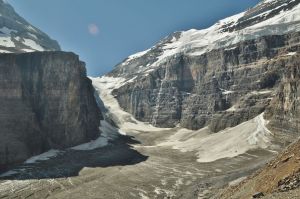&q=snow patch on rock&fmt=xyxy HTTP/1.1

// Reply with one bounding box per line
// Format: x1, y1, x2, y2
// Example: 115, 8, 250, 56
71, 120, 121, 151
22, 39, 45, 51
91, 76, 171, 133
0, 170, 18, 178
124, 49, 151, 64
24, 150, 62, 164
0, 37, 15, 48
